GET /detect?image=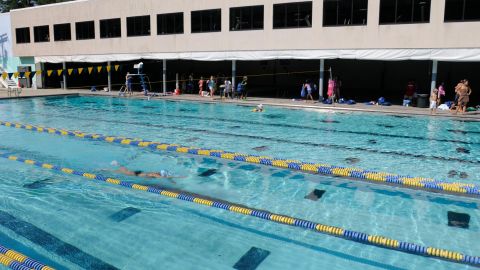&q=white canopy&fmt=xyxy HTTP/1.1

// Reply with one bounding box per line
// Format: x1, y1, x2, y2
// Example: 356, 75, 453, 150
35, 48, 480, 63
